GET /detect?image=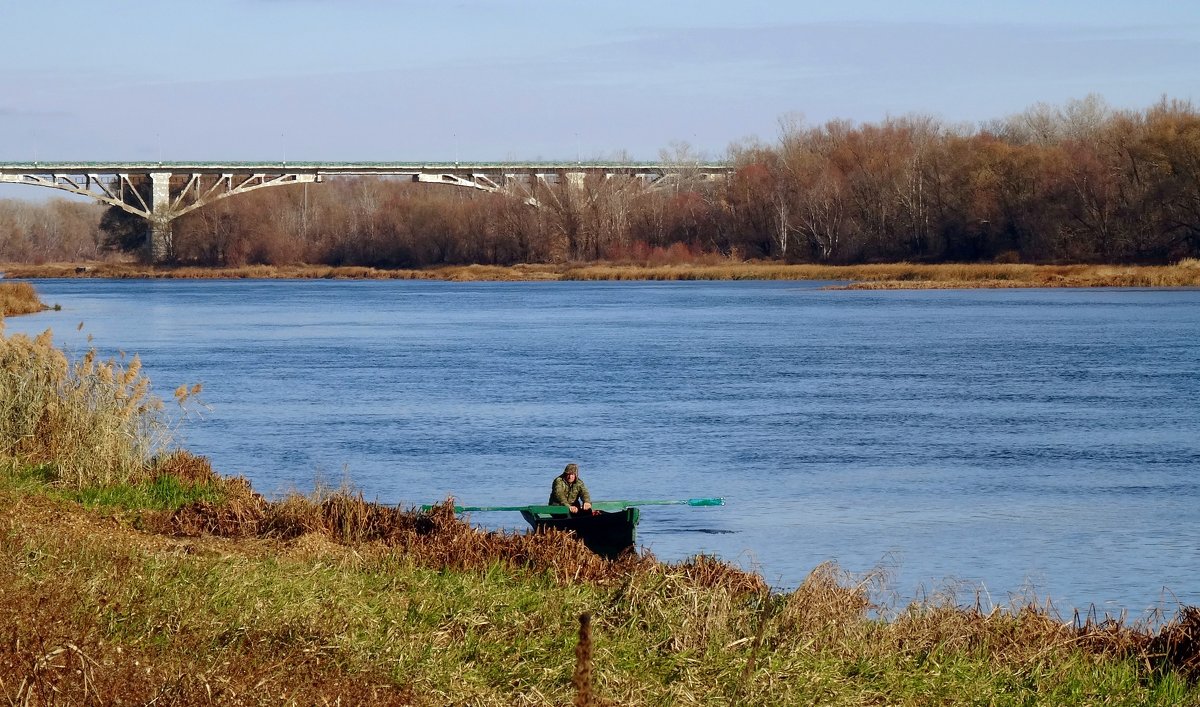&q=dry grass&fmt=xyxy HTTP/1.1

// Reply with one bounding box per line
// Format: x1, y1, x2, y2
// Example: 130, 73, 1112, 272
765, 563, 1200, 691
3, 463, 1200, 703
0, 282, 46, 316
0, 261, 565, 282
165, 488, 764, 594
162, 482, 1200, 687
0, 320, 172, 486
0, 488, 415, 705
8, 259, 1200, 288
842, 261, 1200, 289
